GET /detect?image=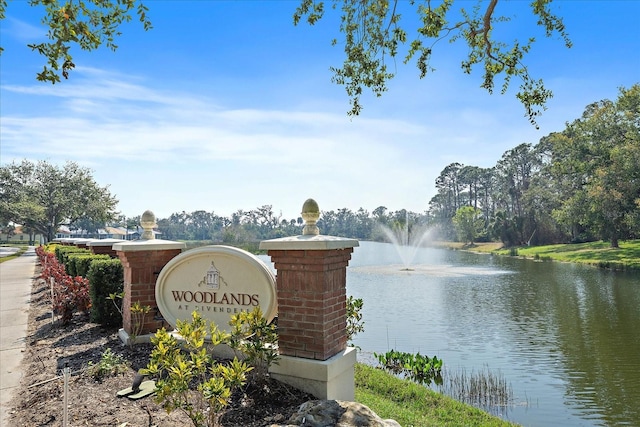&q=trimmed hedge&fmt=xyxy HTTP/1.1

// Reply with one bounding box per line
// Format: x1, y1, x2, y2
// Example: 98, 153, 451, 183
68, 254, 111, 277
55, 246, 91, 272
87, 258, 124, 326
